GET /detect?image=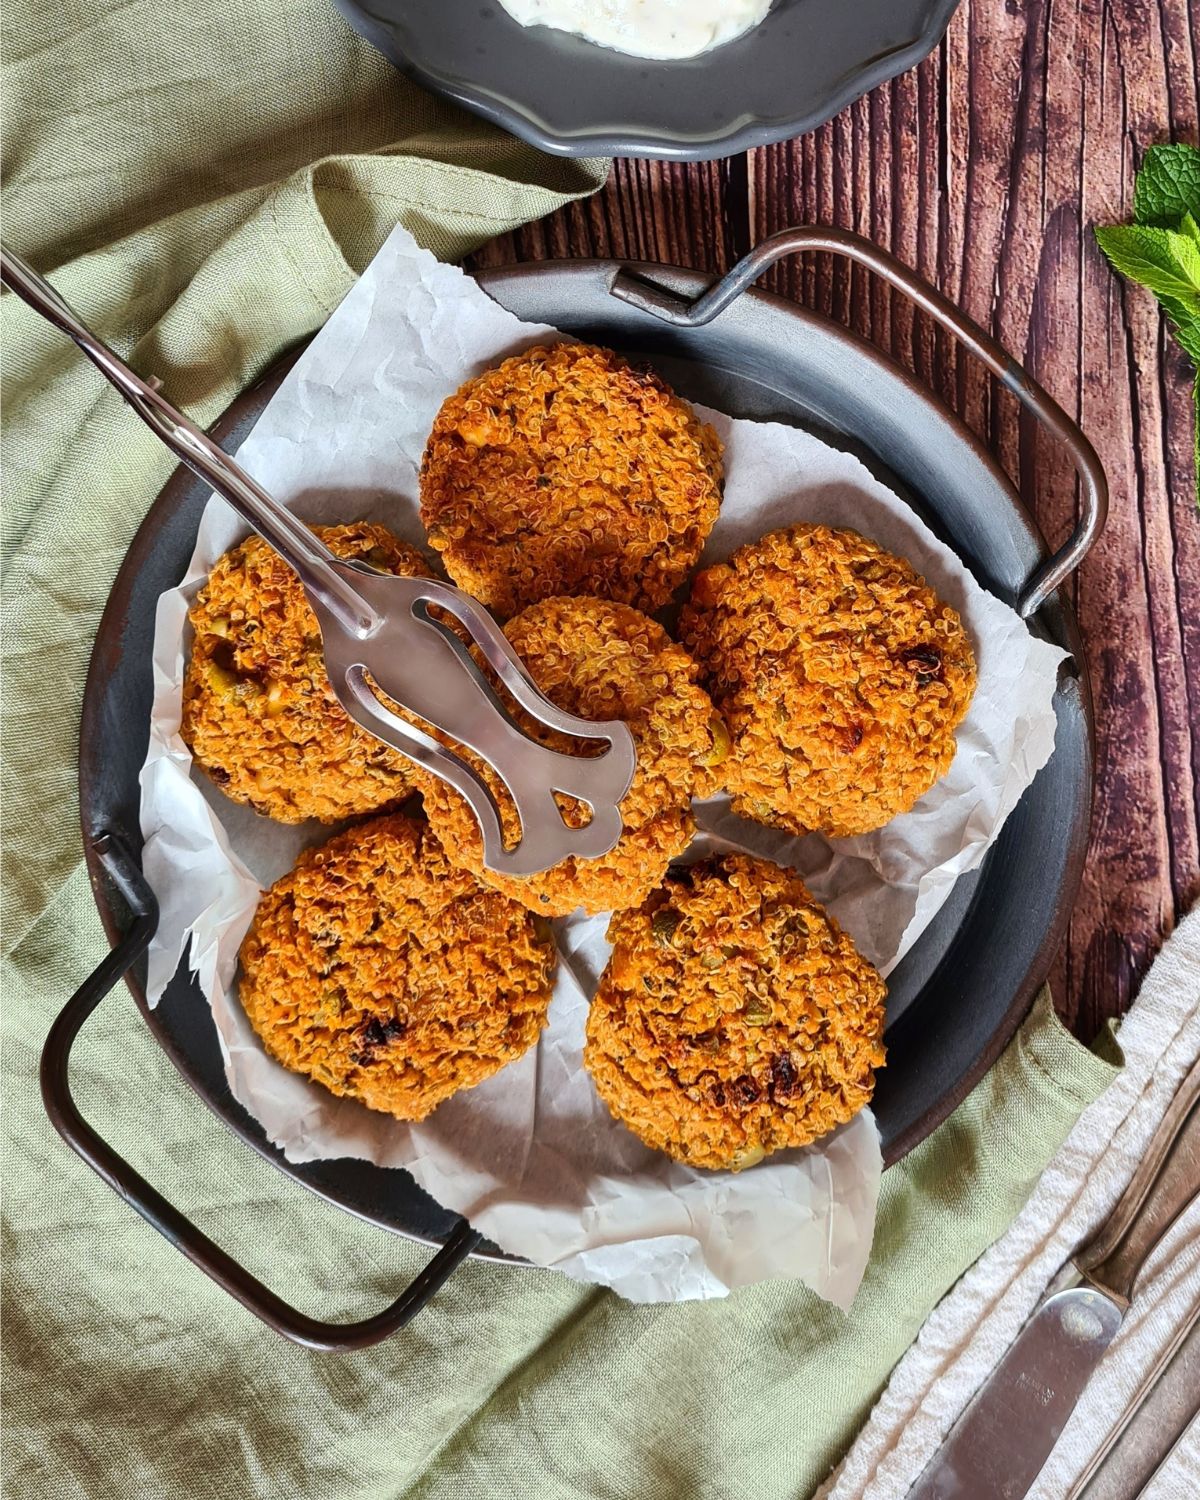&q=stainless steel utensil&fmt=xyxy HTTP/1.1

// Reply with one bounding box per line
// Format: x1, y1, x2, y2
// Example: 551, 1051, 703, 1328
908, 1052, 1200, 1500
1067, 1297, 1200, 1500
1, 247, 636, 875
